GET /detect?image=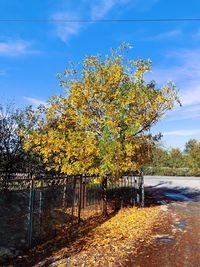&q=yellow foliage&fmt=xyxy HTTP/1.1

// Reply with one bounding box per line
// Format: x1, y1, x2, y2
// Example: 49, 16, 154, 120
22, 43, 179, 178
